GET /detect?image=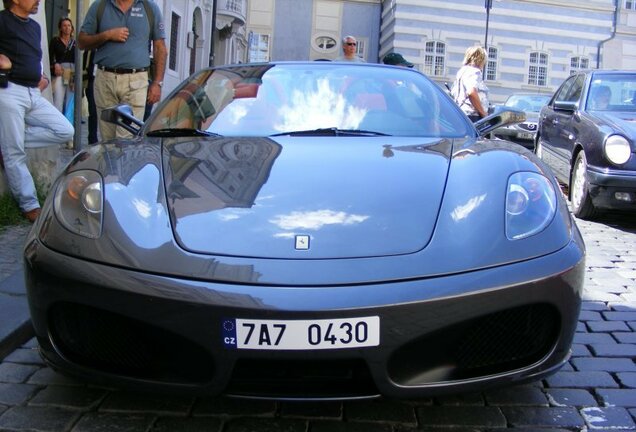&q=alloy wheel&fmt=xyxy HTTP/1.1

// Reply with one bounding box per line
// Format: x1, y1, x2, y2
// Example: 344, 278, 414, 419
570, 151, 597, 219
